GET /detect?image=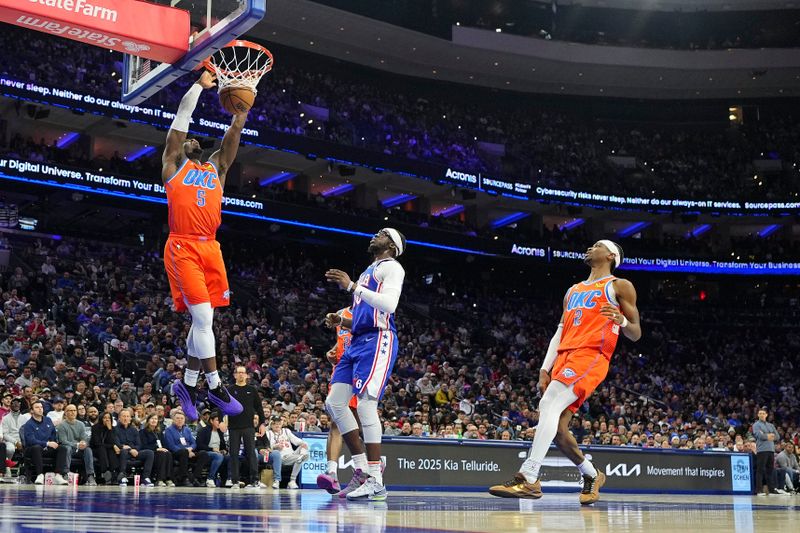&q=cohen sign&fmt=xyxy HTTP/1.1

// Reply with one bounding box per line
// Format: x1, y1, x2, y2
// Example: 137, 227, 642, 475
0, 0, 189, 62
299, 435, 752, 494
